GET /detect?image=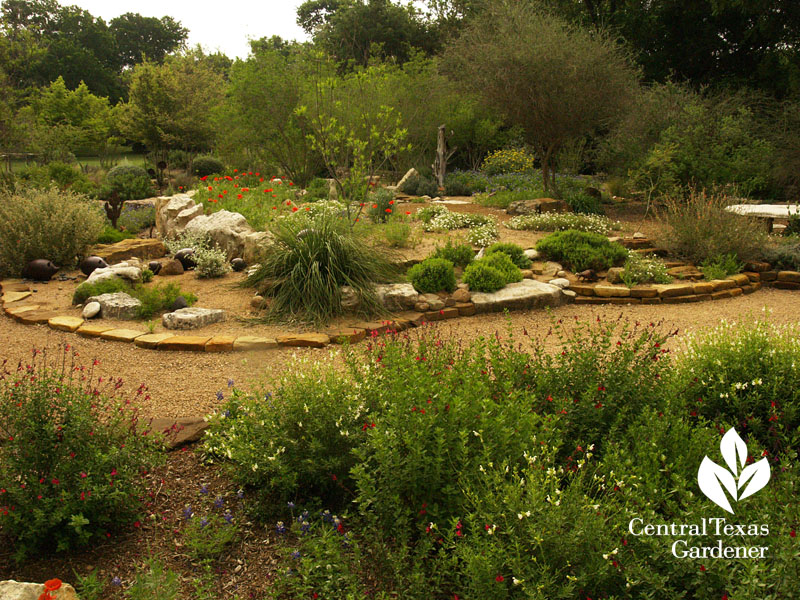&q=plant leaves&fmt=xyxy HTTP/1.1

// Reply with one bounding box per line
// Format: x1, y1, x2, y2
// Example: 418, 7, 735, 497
738, 458, 771, 500
720, 428, 748, 476
698, 456, 737, 513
